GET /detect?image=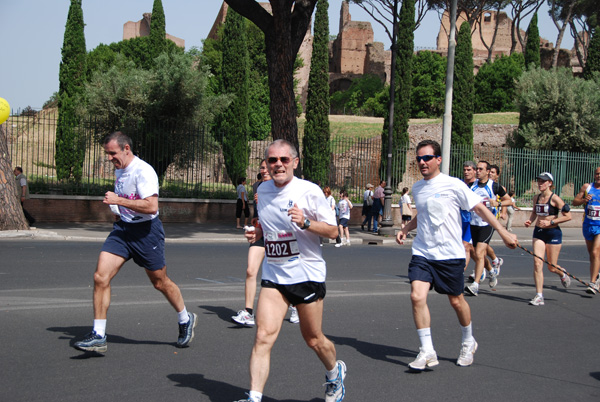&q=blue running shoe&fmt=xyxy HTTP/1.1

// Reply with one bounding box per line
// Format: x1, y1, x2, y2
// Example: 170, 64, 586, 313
324, 360, 347, 402
74, 331, 107, 353
177, 312, 197, 348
